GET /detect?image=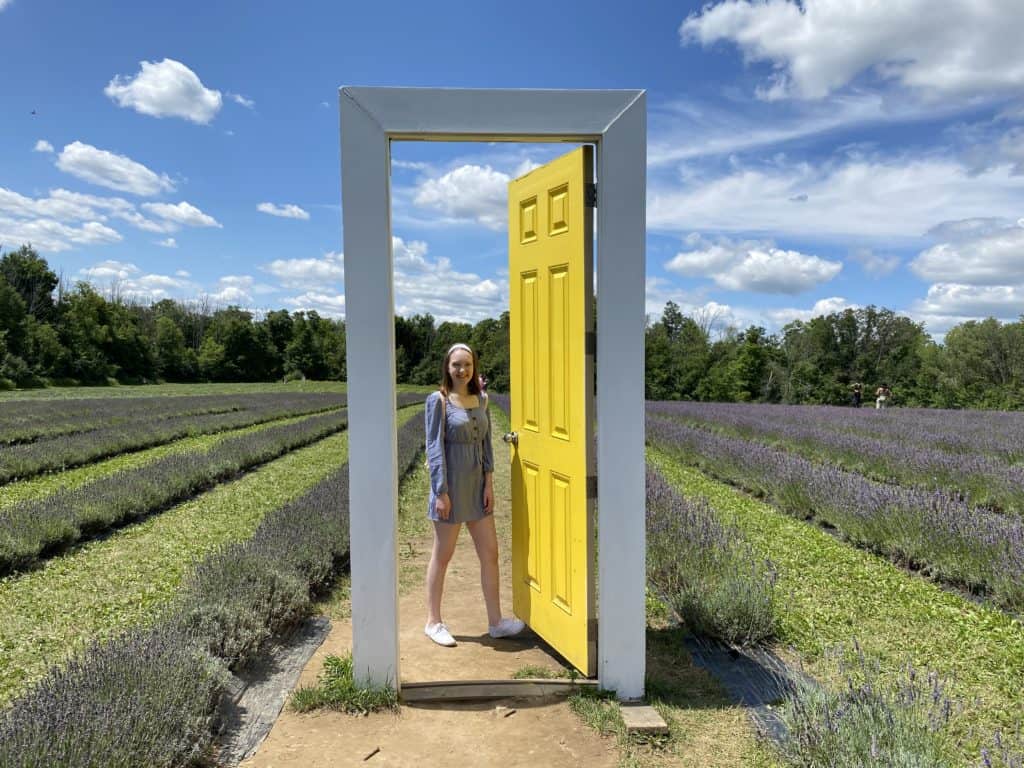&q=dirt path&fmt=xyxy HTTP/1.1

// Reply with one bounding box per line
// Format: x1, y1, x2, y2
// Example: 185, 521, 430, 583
242, 417, 619, 768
